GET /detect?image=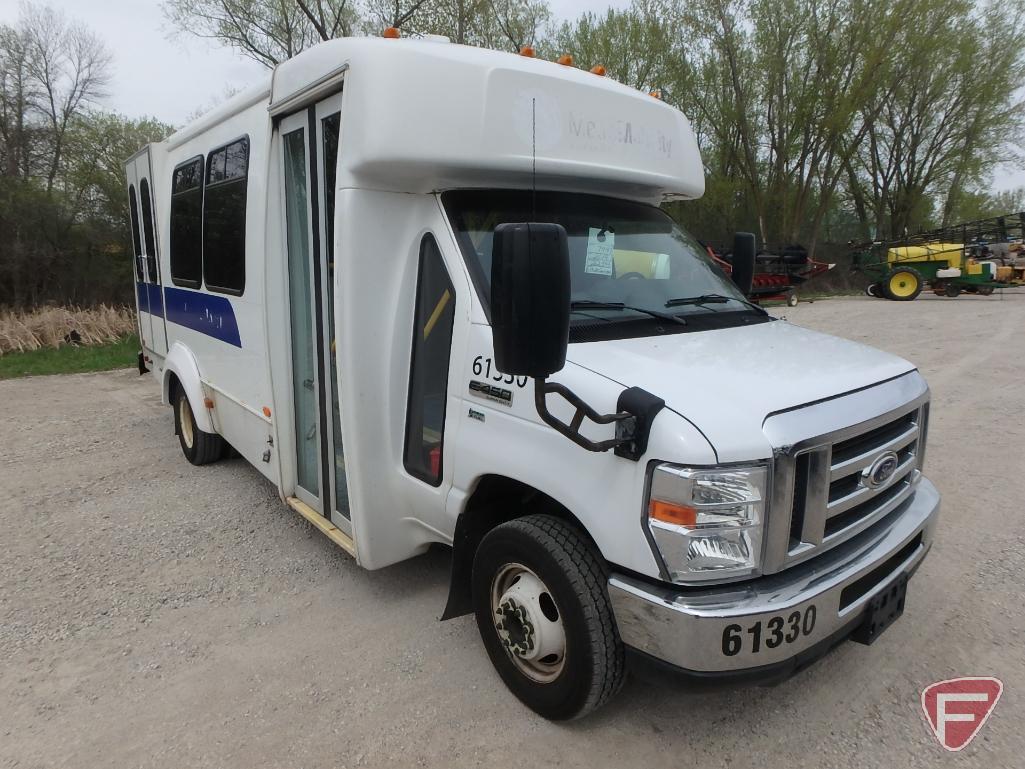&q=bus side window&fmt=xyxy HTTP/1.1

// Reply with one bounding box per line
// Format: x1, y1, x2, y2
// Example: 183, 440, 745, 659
170, 156, 204, 288
203, 136, 249, 295
403, 234, 456, 486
